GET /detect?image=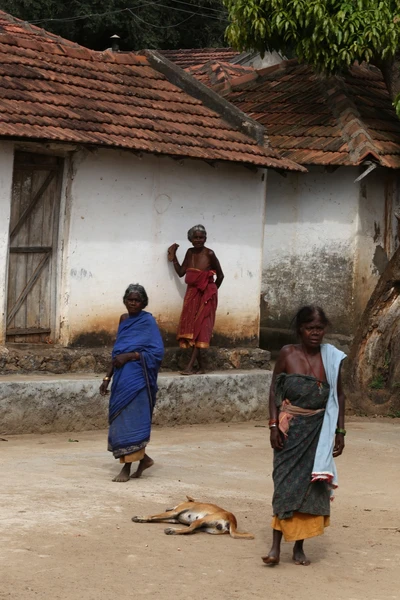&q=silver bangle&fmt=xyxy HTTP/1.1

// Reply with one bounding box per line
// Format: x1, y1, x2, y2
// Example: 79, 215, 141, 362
269, 424, 278, 429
